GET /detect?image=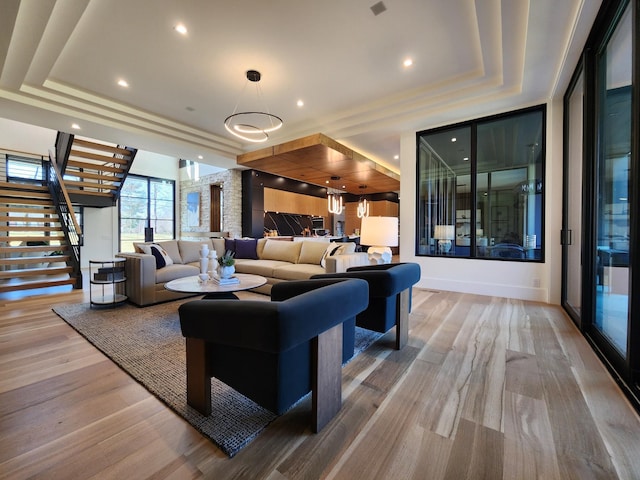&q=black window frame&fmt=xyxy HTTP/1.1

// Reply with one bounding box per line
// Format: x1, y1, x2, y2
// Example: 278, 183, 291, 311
118, 174, 176, 251
415, 104, 546, 262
